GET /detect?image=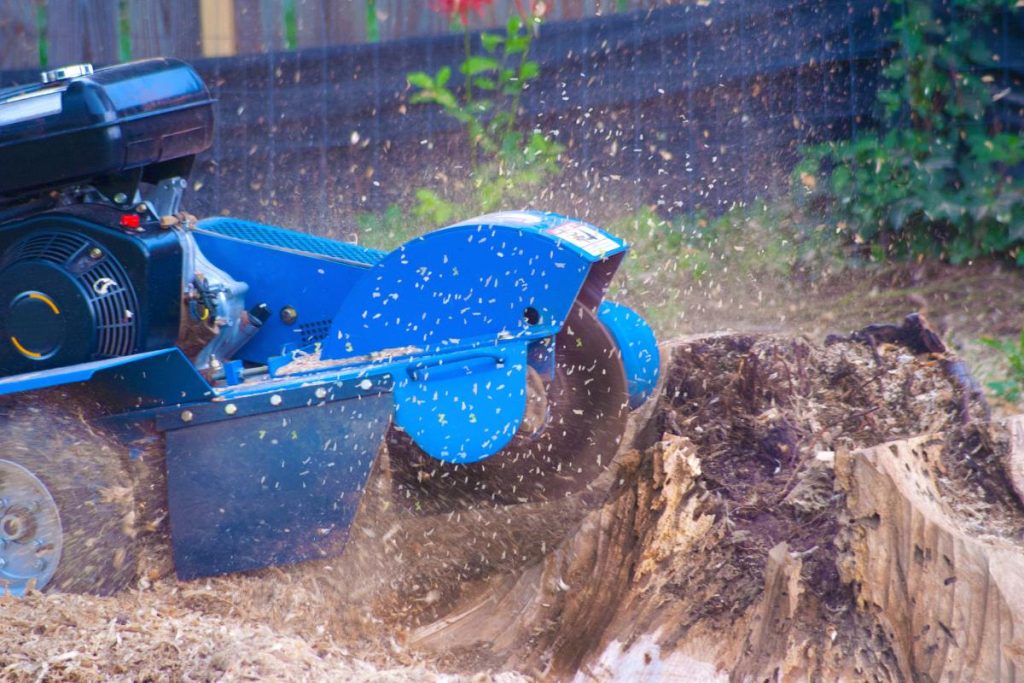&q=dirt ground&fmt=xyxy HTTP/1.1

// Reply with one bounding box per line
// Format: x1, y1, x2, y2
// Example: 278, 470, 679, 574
3, 264, 1024, 681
